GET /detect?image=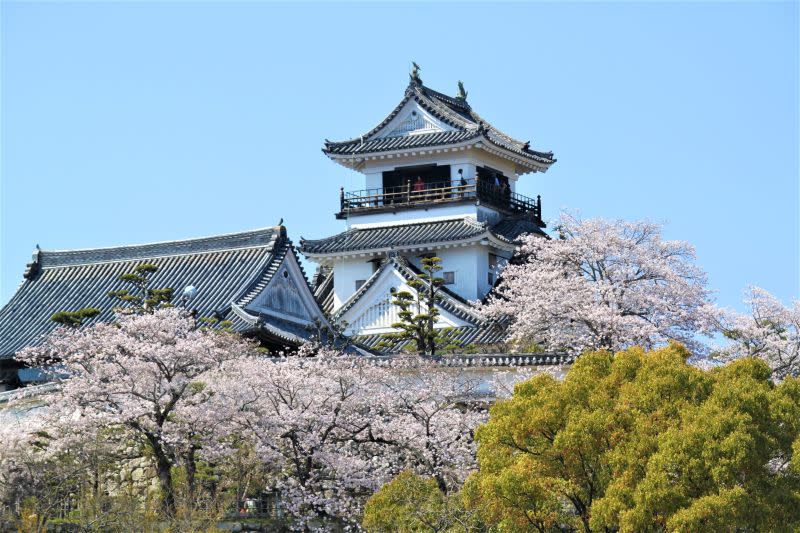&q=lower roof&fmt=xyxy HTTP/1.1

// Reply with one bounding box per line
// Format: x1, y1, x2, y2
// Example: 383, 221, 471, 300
299, 216, 546, 257
0, 226, 318, 359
